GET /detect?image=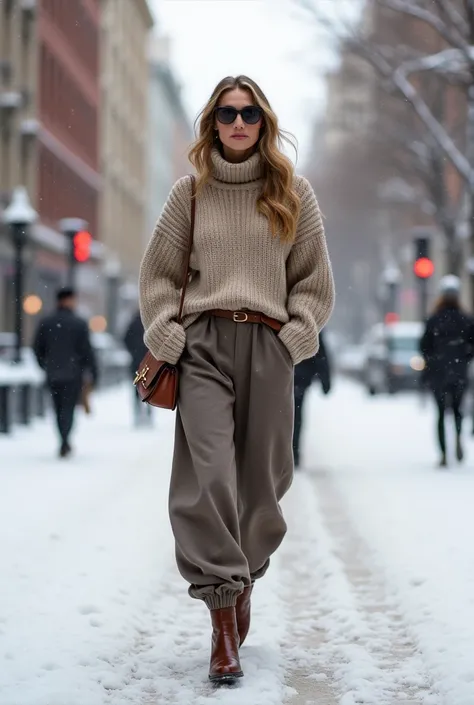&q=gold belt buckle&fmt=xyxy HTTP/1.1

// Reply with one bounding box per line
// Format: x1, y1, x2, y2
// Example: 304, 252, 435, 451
233, 311, 248, 323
